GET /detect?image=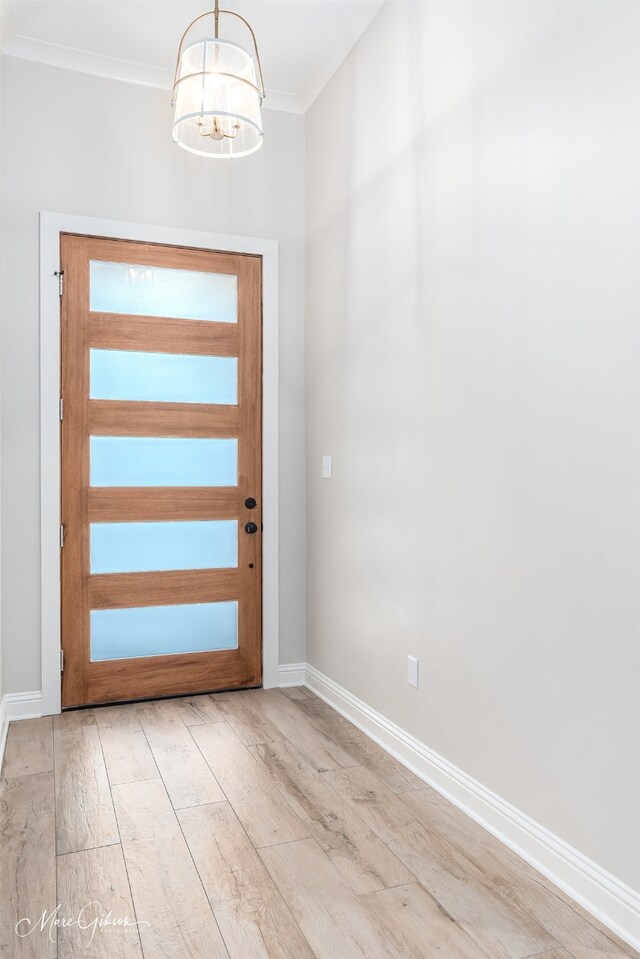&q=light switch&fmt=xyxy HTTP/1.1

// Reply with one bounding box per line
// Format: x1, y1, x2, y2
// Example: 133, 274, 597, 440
408, 655, 419, 688
322, 455, 332, 479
